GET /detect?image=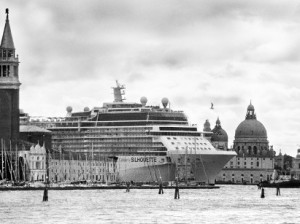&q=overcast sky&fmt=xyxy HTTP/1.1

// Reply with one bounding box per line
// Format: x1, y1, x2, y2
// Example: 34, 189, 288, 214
2, 0, 300, 156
